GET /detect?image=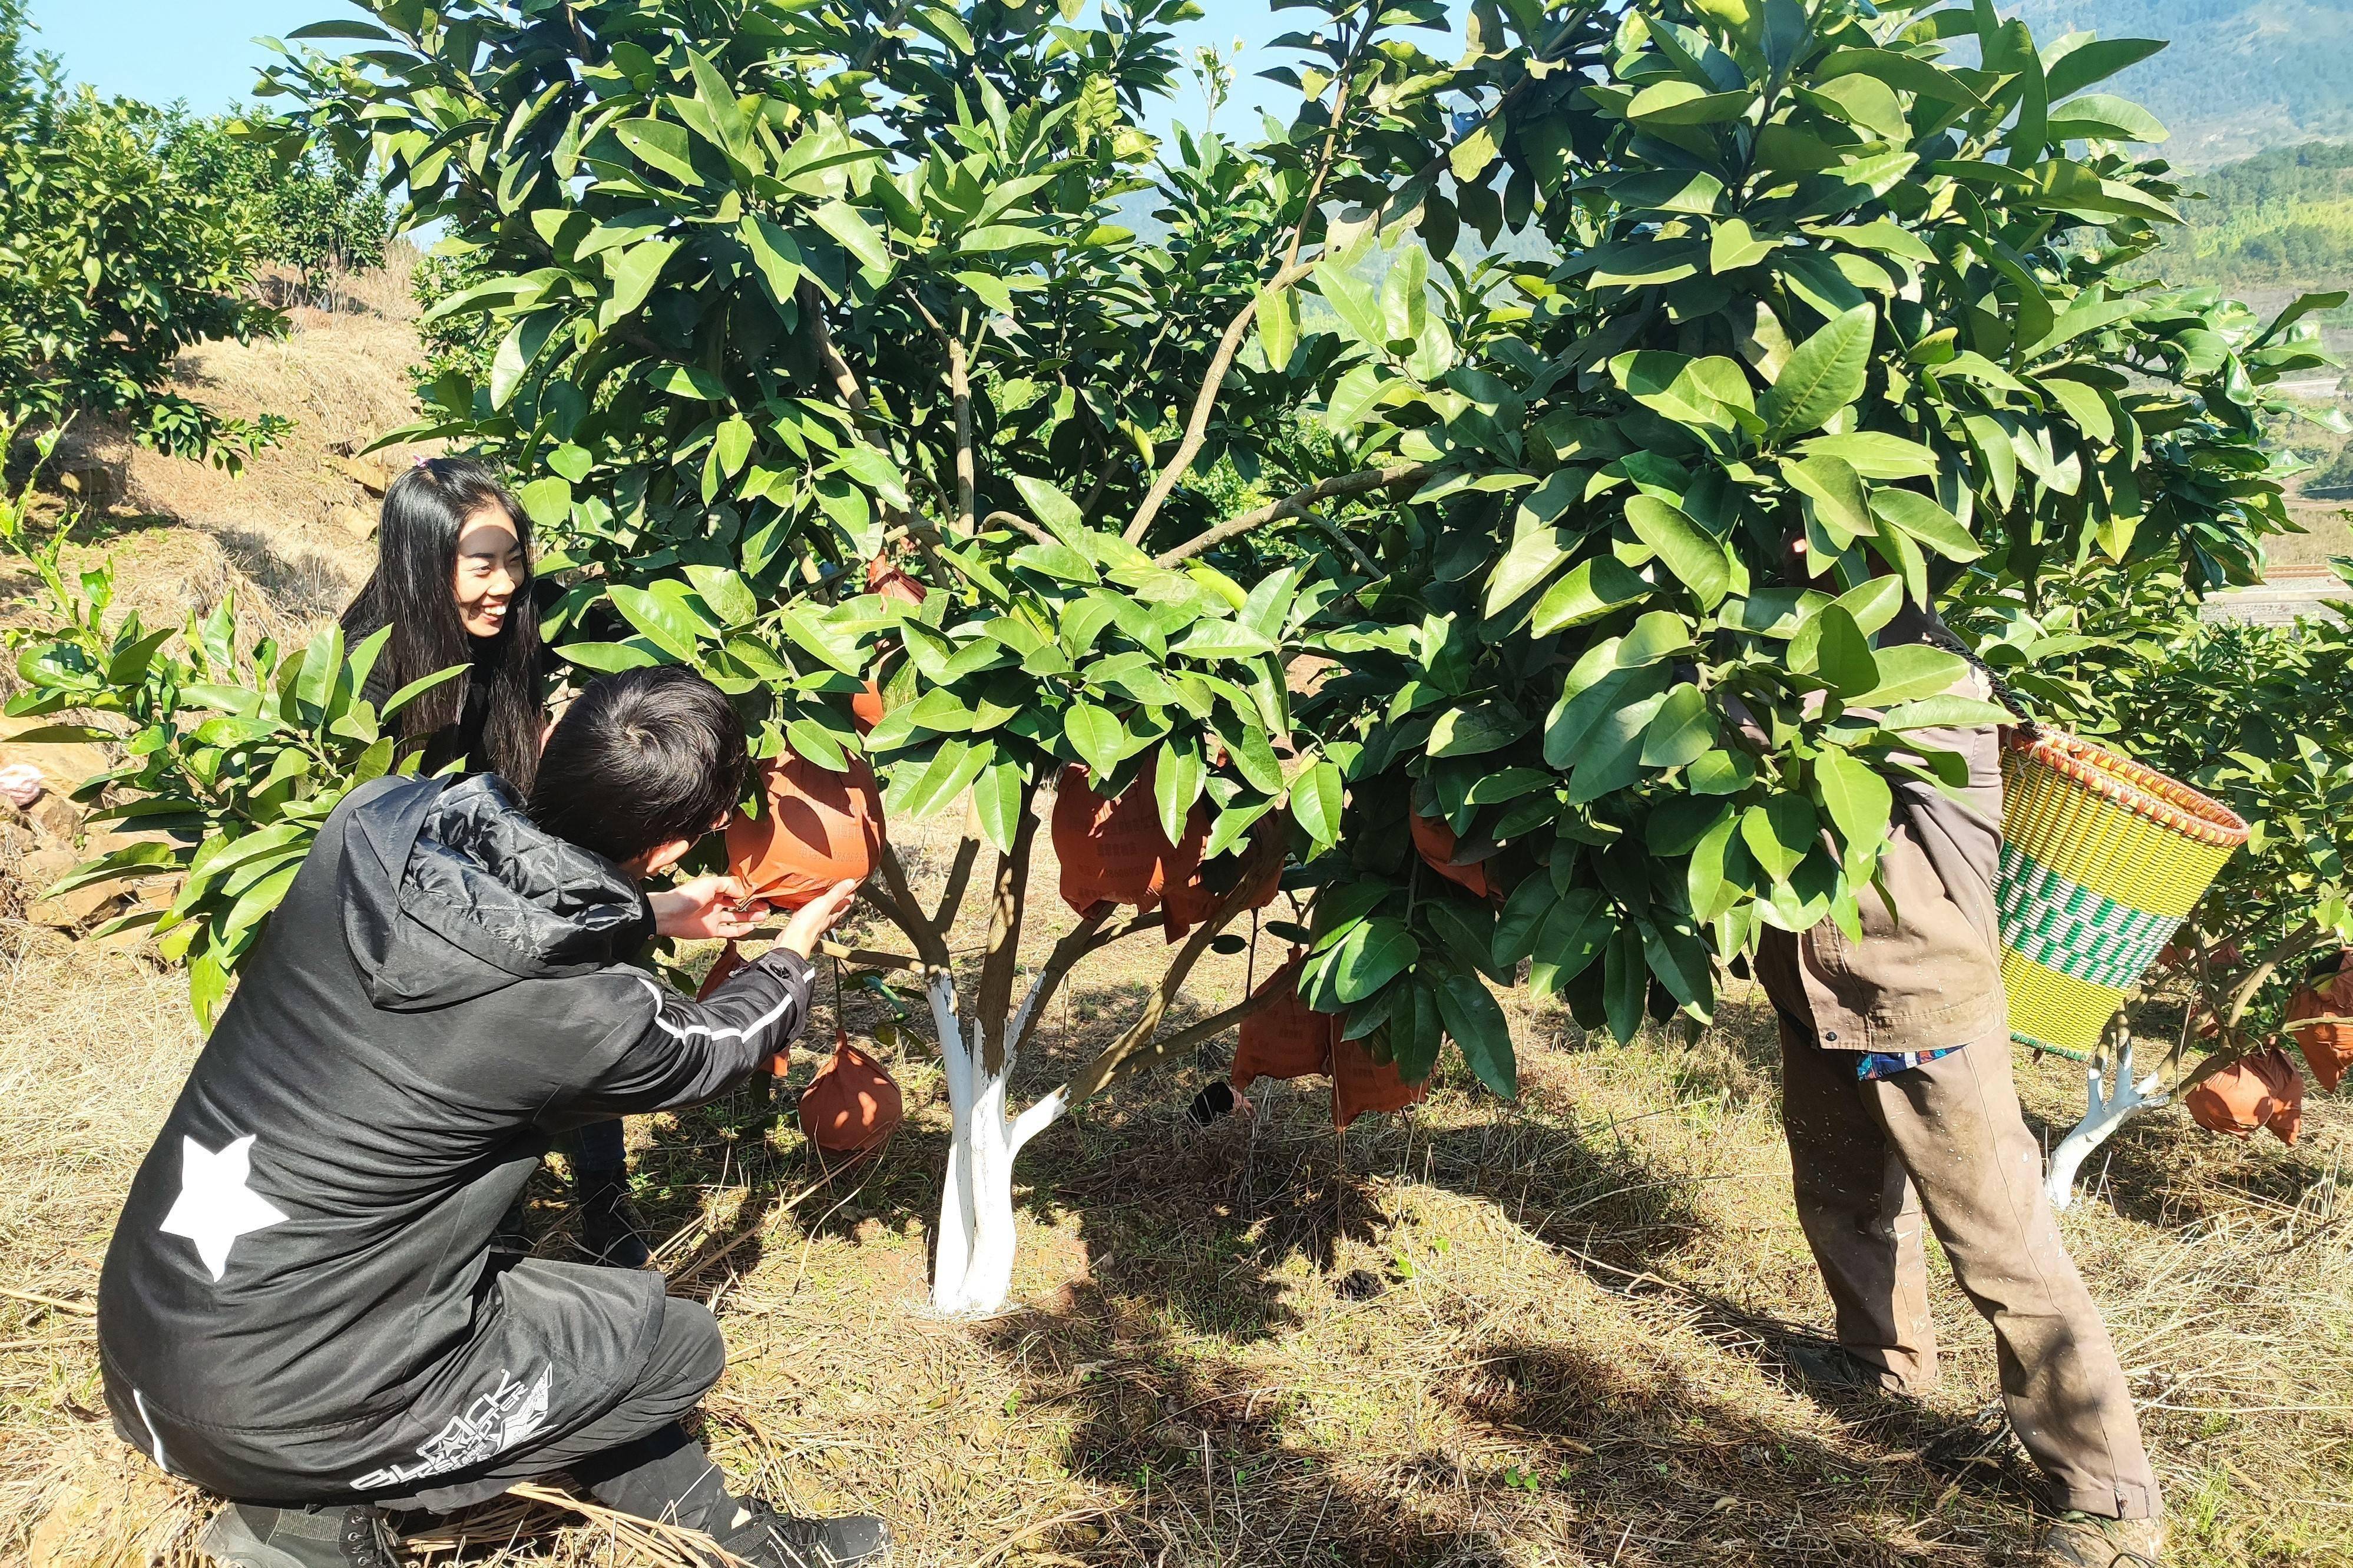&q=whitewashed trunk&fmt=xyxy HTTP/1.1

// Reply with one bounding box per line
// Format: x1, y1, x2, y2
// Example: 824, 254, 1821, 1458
2046, 1036, 2168, 1211
926, 970, 1069, 1315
